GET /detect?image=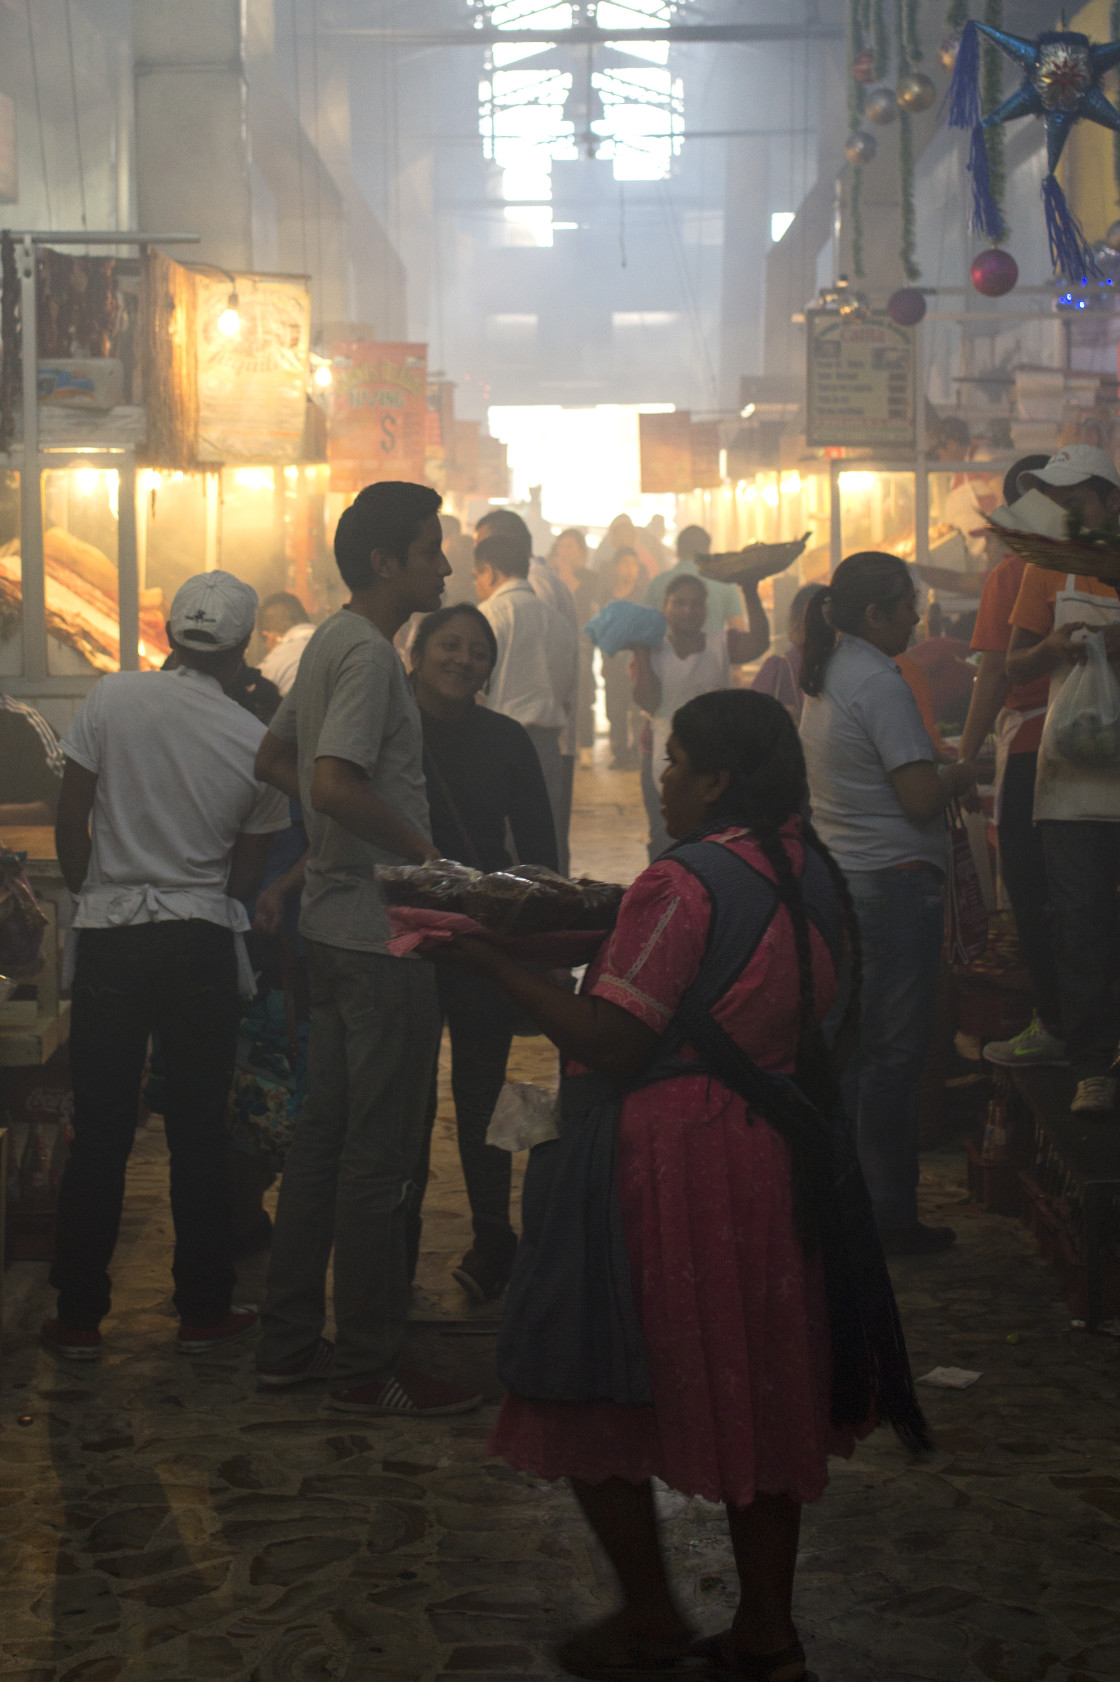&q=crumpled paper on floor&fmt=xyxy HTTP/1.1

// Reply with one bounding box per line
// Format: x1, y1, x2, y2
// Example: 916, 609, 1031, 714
918, 1366, 982, 1389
